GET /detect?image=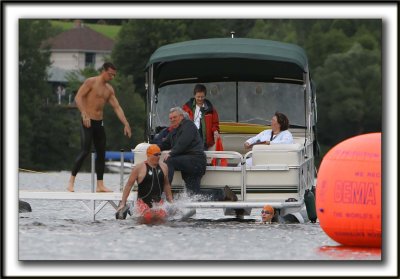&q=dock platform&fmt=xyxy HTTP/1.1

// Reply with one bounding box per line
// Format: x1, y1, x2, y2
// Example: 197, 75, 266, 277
19, 191, 137, 221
